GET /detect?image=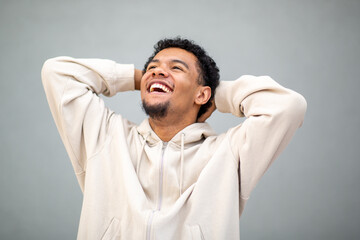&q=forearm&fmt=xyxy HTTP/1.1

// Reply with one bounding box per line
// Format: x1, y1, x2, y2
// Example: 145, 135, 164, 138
215, 75, 306, 121
42, 57, 134, 97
